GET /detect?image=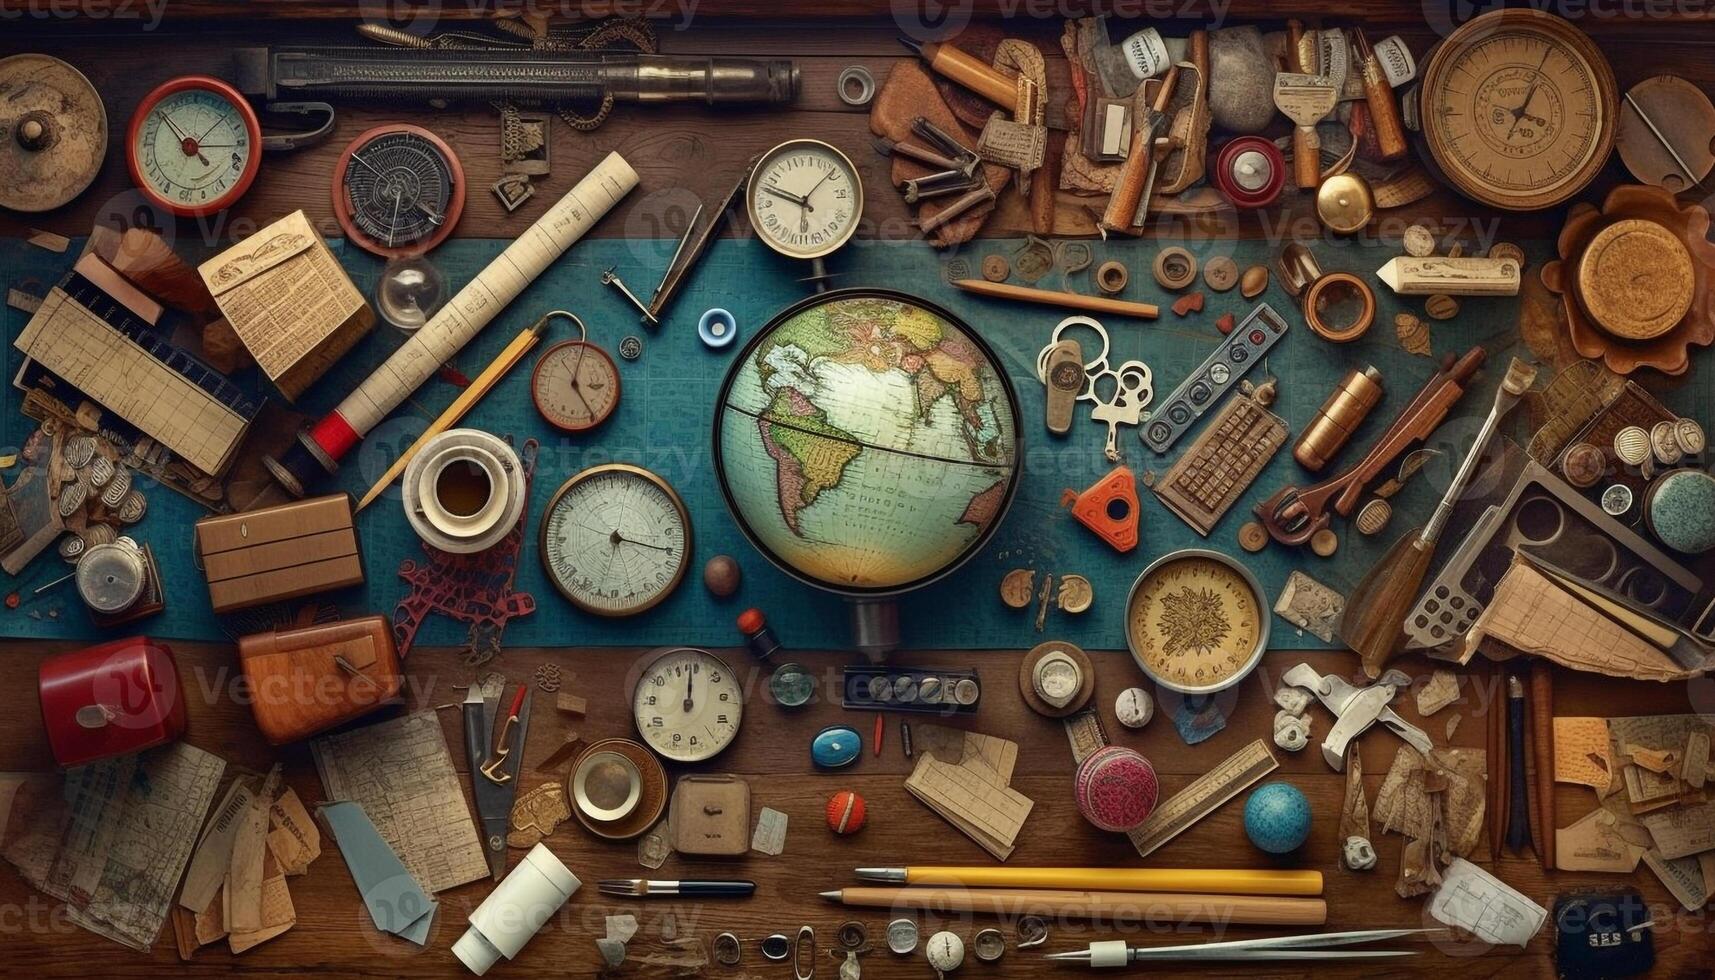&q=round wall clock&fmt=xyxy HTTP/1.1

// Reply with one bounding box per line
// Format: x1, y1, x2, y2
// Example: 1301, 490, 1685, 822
744, 138, 863, 260
127, 75, 261, 218
1419, 8, 1617, 211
